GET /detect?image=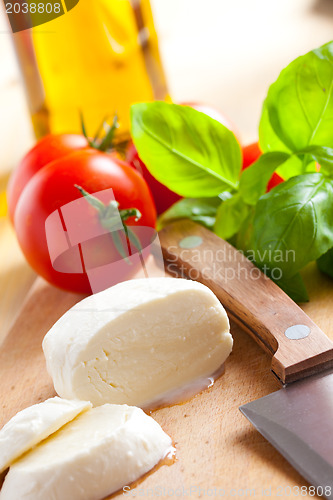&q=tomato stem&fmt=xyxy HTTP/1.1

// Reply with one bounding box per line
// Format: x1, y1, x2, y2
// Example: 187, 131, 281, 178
93, 115, 109, 143
75, 185, 105, 211
79, 113, 124, 153
118, 207, 141, 222
98, 115, 118, 152
74, 185, 143, 263
79, 112, 95, 149
111, 229, 132, 264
